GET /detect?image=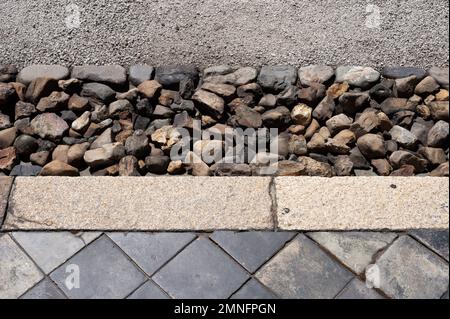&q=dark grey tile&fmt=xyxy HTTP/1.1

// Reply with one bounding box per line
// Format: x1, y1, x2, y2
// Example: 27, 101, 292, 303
210, 231, 296, 273
256, 234, 353, 299
153, 238, 249, 299
335, 278, 384, 299
127, 281, 170, 299
410, 229, 449, 261
442, 291, 449, 299
107, 232, 196, 275
20, 278, 66, 299
231, 279, 278, 299
50, 235, 146, 299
